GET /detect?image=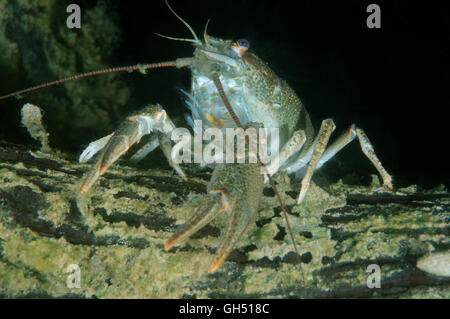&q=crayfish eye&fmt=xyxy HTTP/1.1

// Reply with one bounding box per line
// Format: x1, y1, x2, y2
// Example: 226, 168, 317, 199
232, 38, 250, 57
237, 38, 250, 48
